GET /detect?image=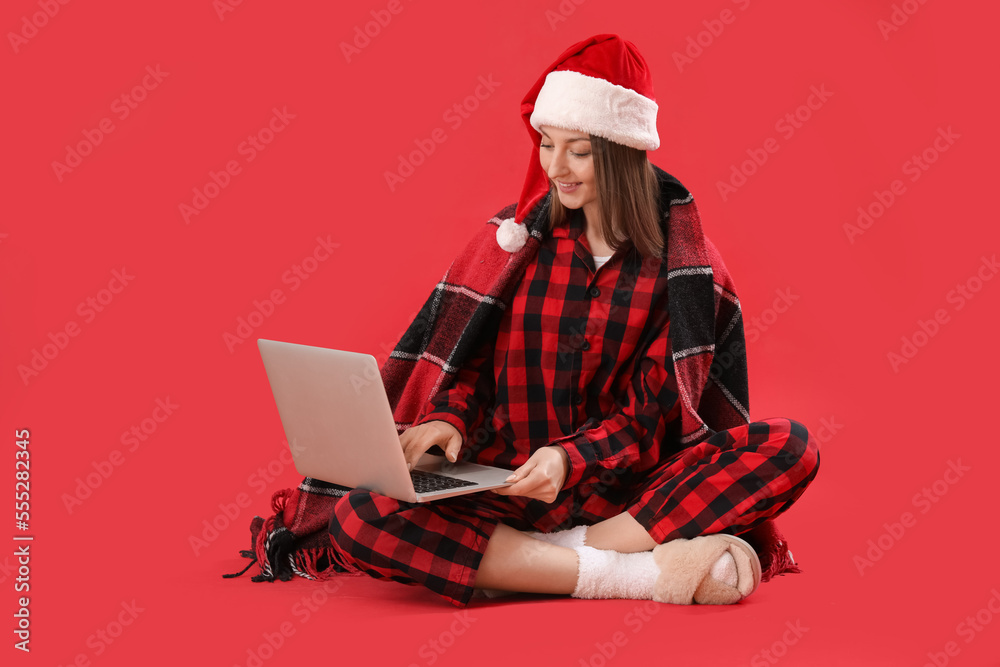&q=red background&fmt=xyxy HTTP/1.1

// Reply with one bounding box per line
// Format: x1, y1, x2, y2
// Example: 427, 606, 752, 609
3, 1, 999, 665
